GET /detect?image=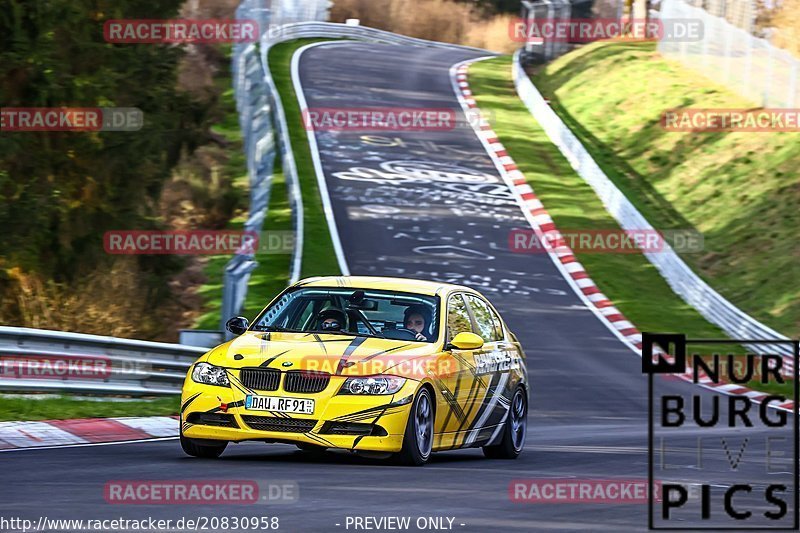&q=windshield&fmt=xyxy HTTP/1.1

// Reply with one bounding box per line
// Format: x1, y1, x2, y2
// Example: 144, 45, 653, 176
251, 287, 440, 343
